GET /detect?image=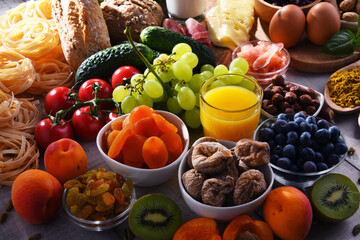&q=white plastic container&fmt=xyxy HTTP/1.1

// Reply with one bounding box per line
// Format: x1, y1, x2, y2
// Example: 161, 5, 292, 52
166, 0, 205, 20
